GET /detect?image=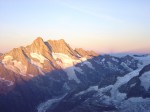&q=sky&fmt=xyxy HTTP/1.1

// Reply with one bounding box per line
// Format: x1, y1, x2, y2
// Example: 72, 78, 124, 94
0, 0, 150, 54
